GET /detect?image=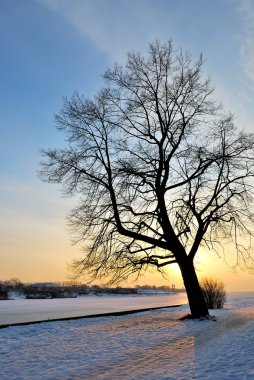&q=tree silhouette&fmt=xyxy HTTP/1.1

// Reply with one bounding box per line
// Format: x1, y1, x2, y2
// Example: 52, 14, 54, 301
40, 41, 254, 318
